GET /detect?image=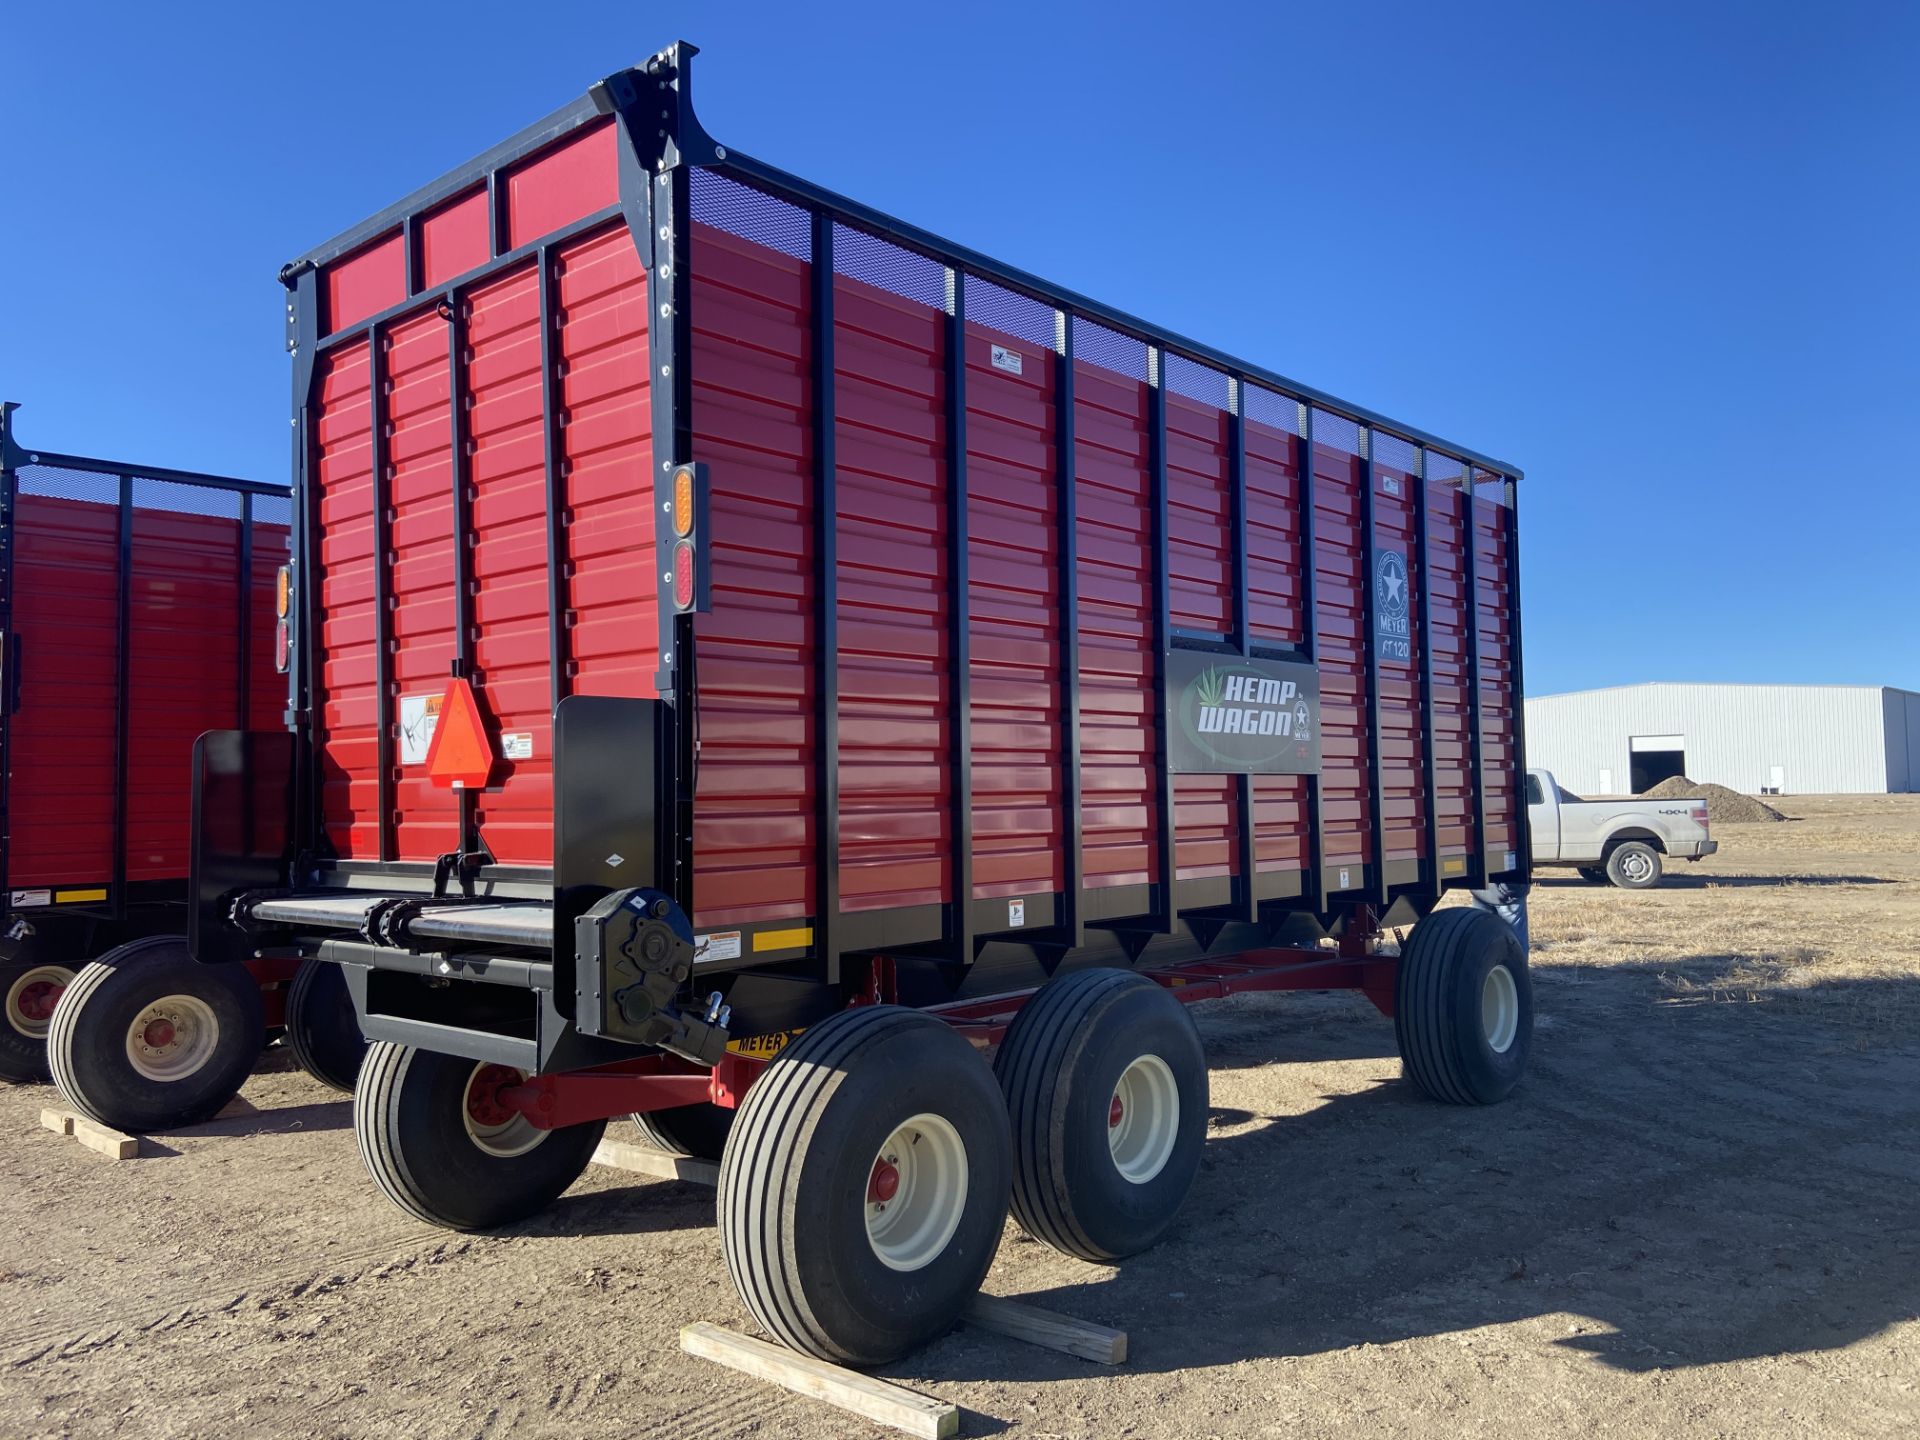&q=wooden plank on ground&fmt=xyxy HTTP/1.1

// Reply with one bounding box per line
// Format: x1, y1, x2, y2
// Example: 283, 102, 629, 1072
964, 1293, 1127, 1364
680, 1322, 957, 1440
593, 1138, 719, 1188
39, 1108, 73, 1136
72, 1117, 139, 1160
